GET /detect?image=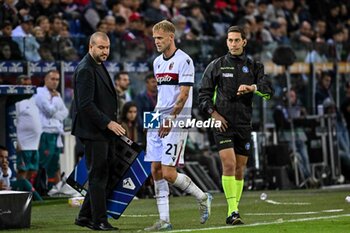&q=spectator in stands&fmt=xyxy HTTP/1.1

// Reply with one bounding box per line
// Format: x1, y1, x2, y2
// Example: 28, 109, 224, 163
340, 83, 350, 180
265, 0, 285, 24
57, 0, 81, 21
104, 15, 116, 35
106, 0, 132, 22
325, 2, 342, 40
234, 0, 256, 24
12, 15, 41, 62
316, 71, 350, 180
0, 42, 14, 60
172, 14, 188, 42
35, 15, 50, 39
255, 0, 269, 24
34, 0, 60, 19
314, 19, 327, 43
81, 0, 108, 35
0, 21, 23, 60
291, 20, 313, 44
324, 98, 350, 181
327, 28, 345, 61
114, 71, 132, 118
135, 73, 157, 145
143, 0, 167, 23
96, 20, 108, 33
119, 101, 138, 142
282, 0, 299, 35
16, 0, 38, 20
47, 15, 63, 59
275, 16, 290, 44
38, 44, 55, 61
0, 145, 11, 190
253, 15, 273, 43
186, 3, 214, 38
0, 0, 19, 26
110, 15, 129, 62
160, 0, 173, 19
35, 69, 68, 189
273, 88, 313, 184
123, 12, 153, 61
